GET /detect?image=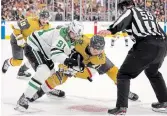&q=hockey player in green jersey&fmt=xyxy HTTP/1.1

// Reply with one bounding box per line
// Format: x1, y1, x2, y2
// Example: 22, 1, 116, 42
15, 20, 84, 111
